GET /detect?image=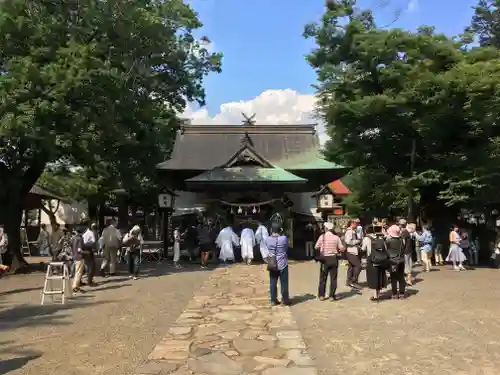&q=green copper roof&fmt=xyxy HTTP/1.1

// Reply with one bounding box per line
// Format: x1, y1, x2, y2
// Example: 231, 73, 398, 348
275, 148, 346, 170
185, 166, 306, 183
